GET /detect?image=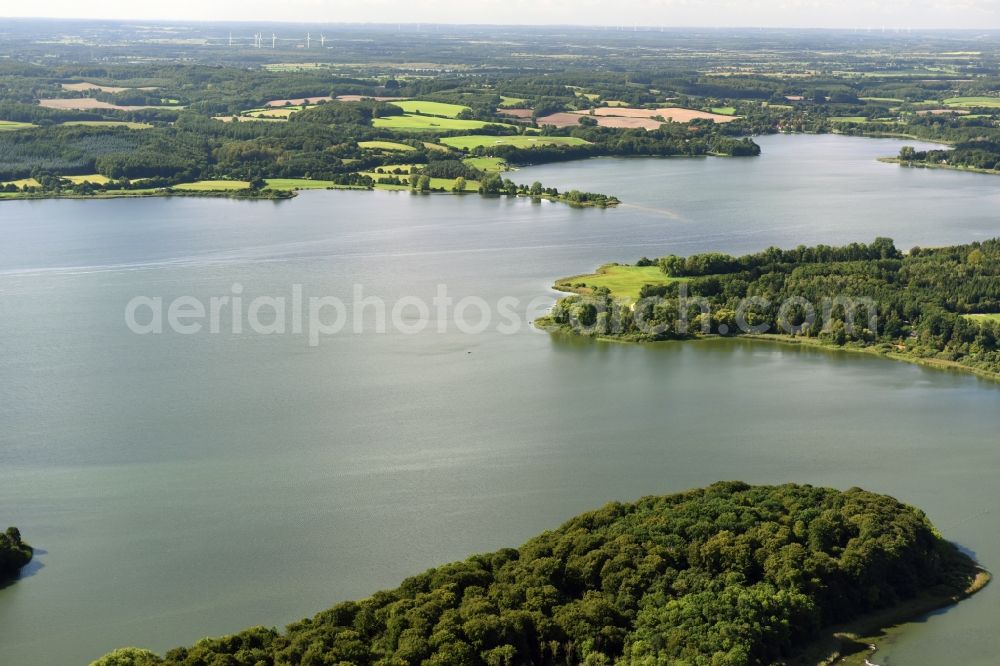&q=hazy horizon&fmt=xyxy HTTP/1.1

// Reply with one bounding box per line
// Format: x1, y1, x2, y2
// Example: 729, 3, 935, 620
2, 0, 1000, 30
